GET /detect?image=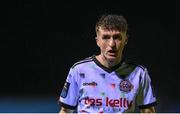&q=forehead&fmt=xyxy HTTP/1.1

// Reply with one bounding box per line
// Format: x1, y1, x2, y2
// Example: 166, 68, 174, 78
98, 27, 122, 35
